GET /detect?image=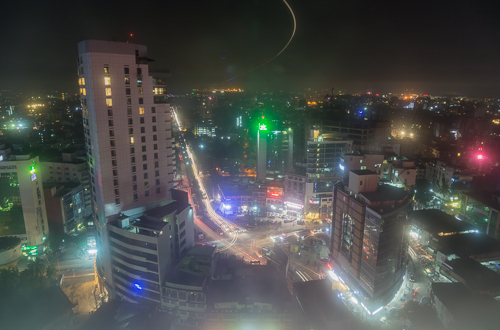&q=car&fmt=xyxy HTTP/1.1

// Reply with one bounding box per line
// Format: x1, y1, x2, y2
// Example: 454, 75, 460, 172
409, 275, 415, 282
420, 296, 431, 305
